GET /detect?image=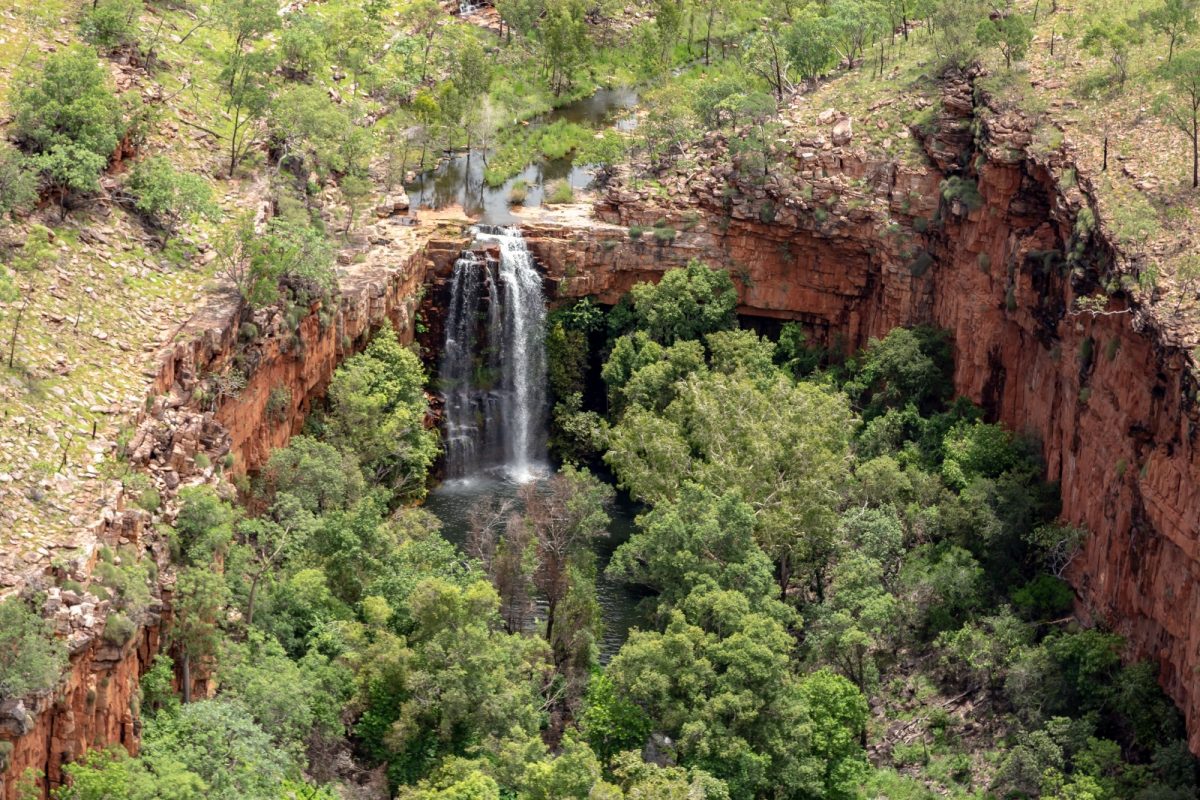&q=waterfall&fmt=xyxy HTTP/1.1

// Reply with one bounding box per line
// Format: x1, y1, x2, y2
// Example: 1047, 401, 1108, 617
439, 226, 548, 483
